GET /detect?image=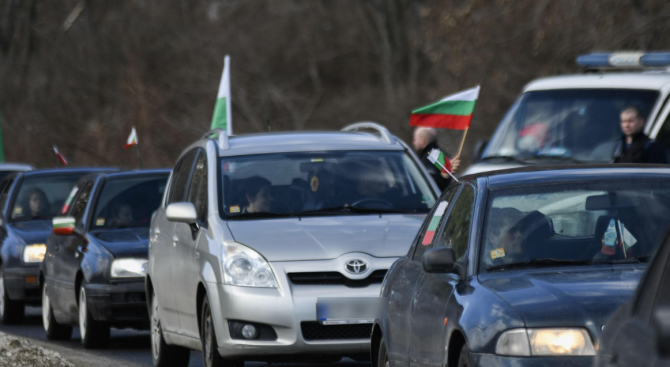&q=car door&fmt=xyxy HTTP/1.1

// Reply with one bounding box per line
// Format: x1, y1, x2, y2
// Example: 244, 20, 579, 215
410, 185, 475, 367
153, 150, 197, 333
50, 180, 95, 321
386, 186, 459, 367
173, 149, 208, 338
